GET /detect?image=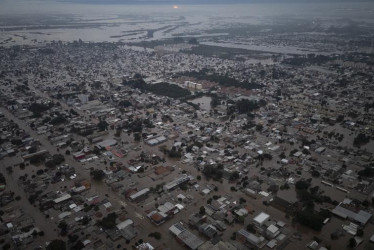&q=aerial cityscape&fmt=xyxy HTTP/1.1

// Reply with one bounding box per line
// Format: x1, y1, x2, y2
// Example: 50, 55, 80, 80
0, 1, 374, 250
